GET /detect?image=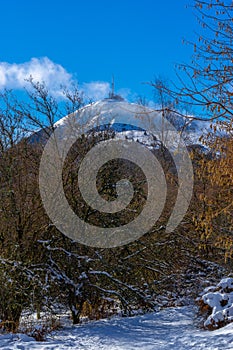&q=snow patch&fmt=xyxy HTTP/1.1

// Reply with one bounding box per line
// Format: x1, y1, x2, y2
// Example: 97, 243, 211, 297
199, 277, 233, 329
